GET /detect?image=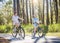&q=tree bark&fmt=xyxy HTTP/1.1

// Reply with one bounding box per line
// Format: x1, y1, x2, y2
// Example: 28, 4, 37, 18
16, 0, 20, 16
42, 0, 45, 24
59, 0, 60, 6
38, 0, 41, 21
29, 0, 32, 24
54, 0, 58, 23
50, 0, 53, 24
22, 0, 27, 24
13, 0, 17, 14
46, 0, 49, 25
32, 0, 34, 16
26, 0, 29, 23
55, 0, 58, 23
